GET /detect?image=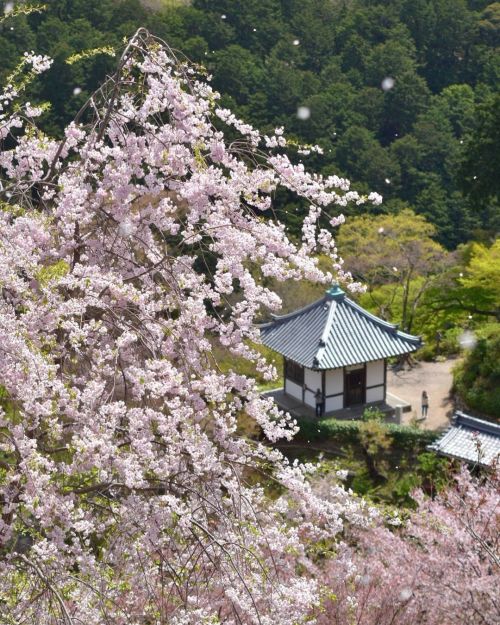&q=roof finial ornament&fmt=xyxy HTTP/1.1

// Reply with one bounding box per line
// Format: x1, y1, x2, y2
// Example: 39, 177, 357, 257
325, 282, 345, 300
